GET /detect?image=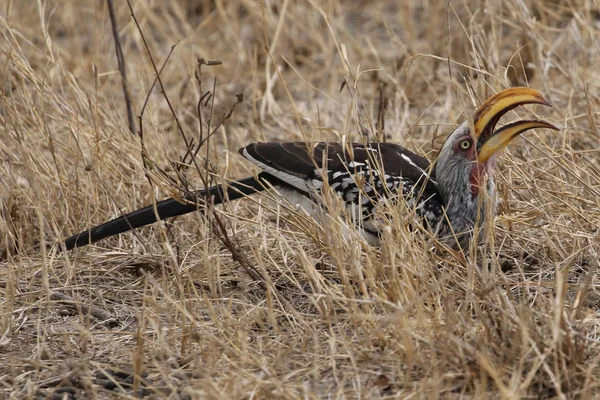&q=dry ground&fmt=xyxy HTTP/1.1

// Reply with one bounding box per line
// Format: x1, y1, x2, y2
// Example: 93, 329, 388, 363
1, 1, 600, 399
